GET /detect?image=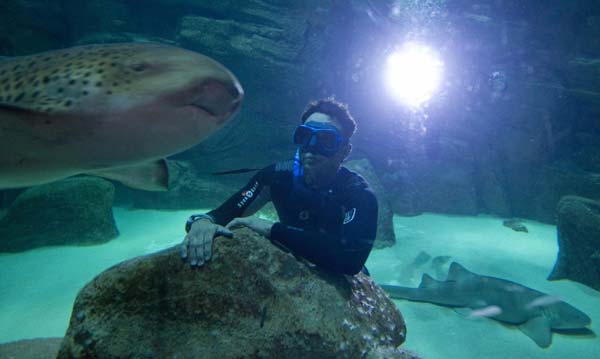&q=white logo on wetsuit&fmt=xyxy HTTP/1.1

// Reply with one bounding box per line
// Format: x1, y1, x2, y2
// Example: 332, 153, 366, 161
237, 181, 259, 208
343, 208, 356, 224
